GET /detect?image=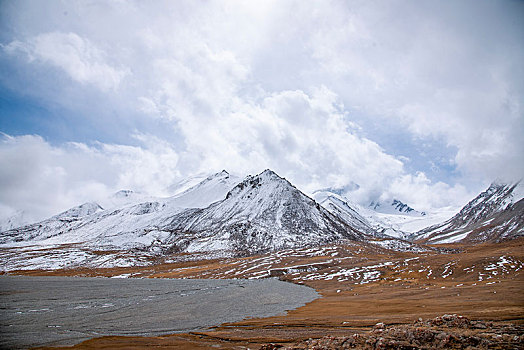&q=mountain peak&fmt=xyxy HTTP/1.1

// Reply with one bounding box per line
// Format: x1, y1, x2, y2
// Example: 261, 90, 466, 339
490, 178, 521, 187
206, 170, 230, 180
391, 199, 419, 215
113, 189, 134, 198
260, 168, 281, 179
166, 170, 361, 255
226, 170, 291, 200
369, 199, 424, 216
488, 180, 523, 201
54, 202, 104, 219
